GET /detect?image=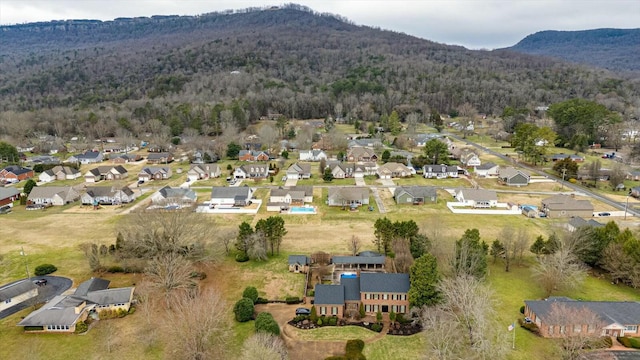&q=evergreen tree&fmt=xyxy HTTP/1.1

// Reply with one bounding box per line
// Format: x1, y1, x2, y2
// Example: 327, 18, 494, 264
408, 254, 441, 307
